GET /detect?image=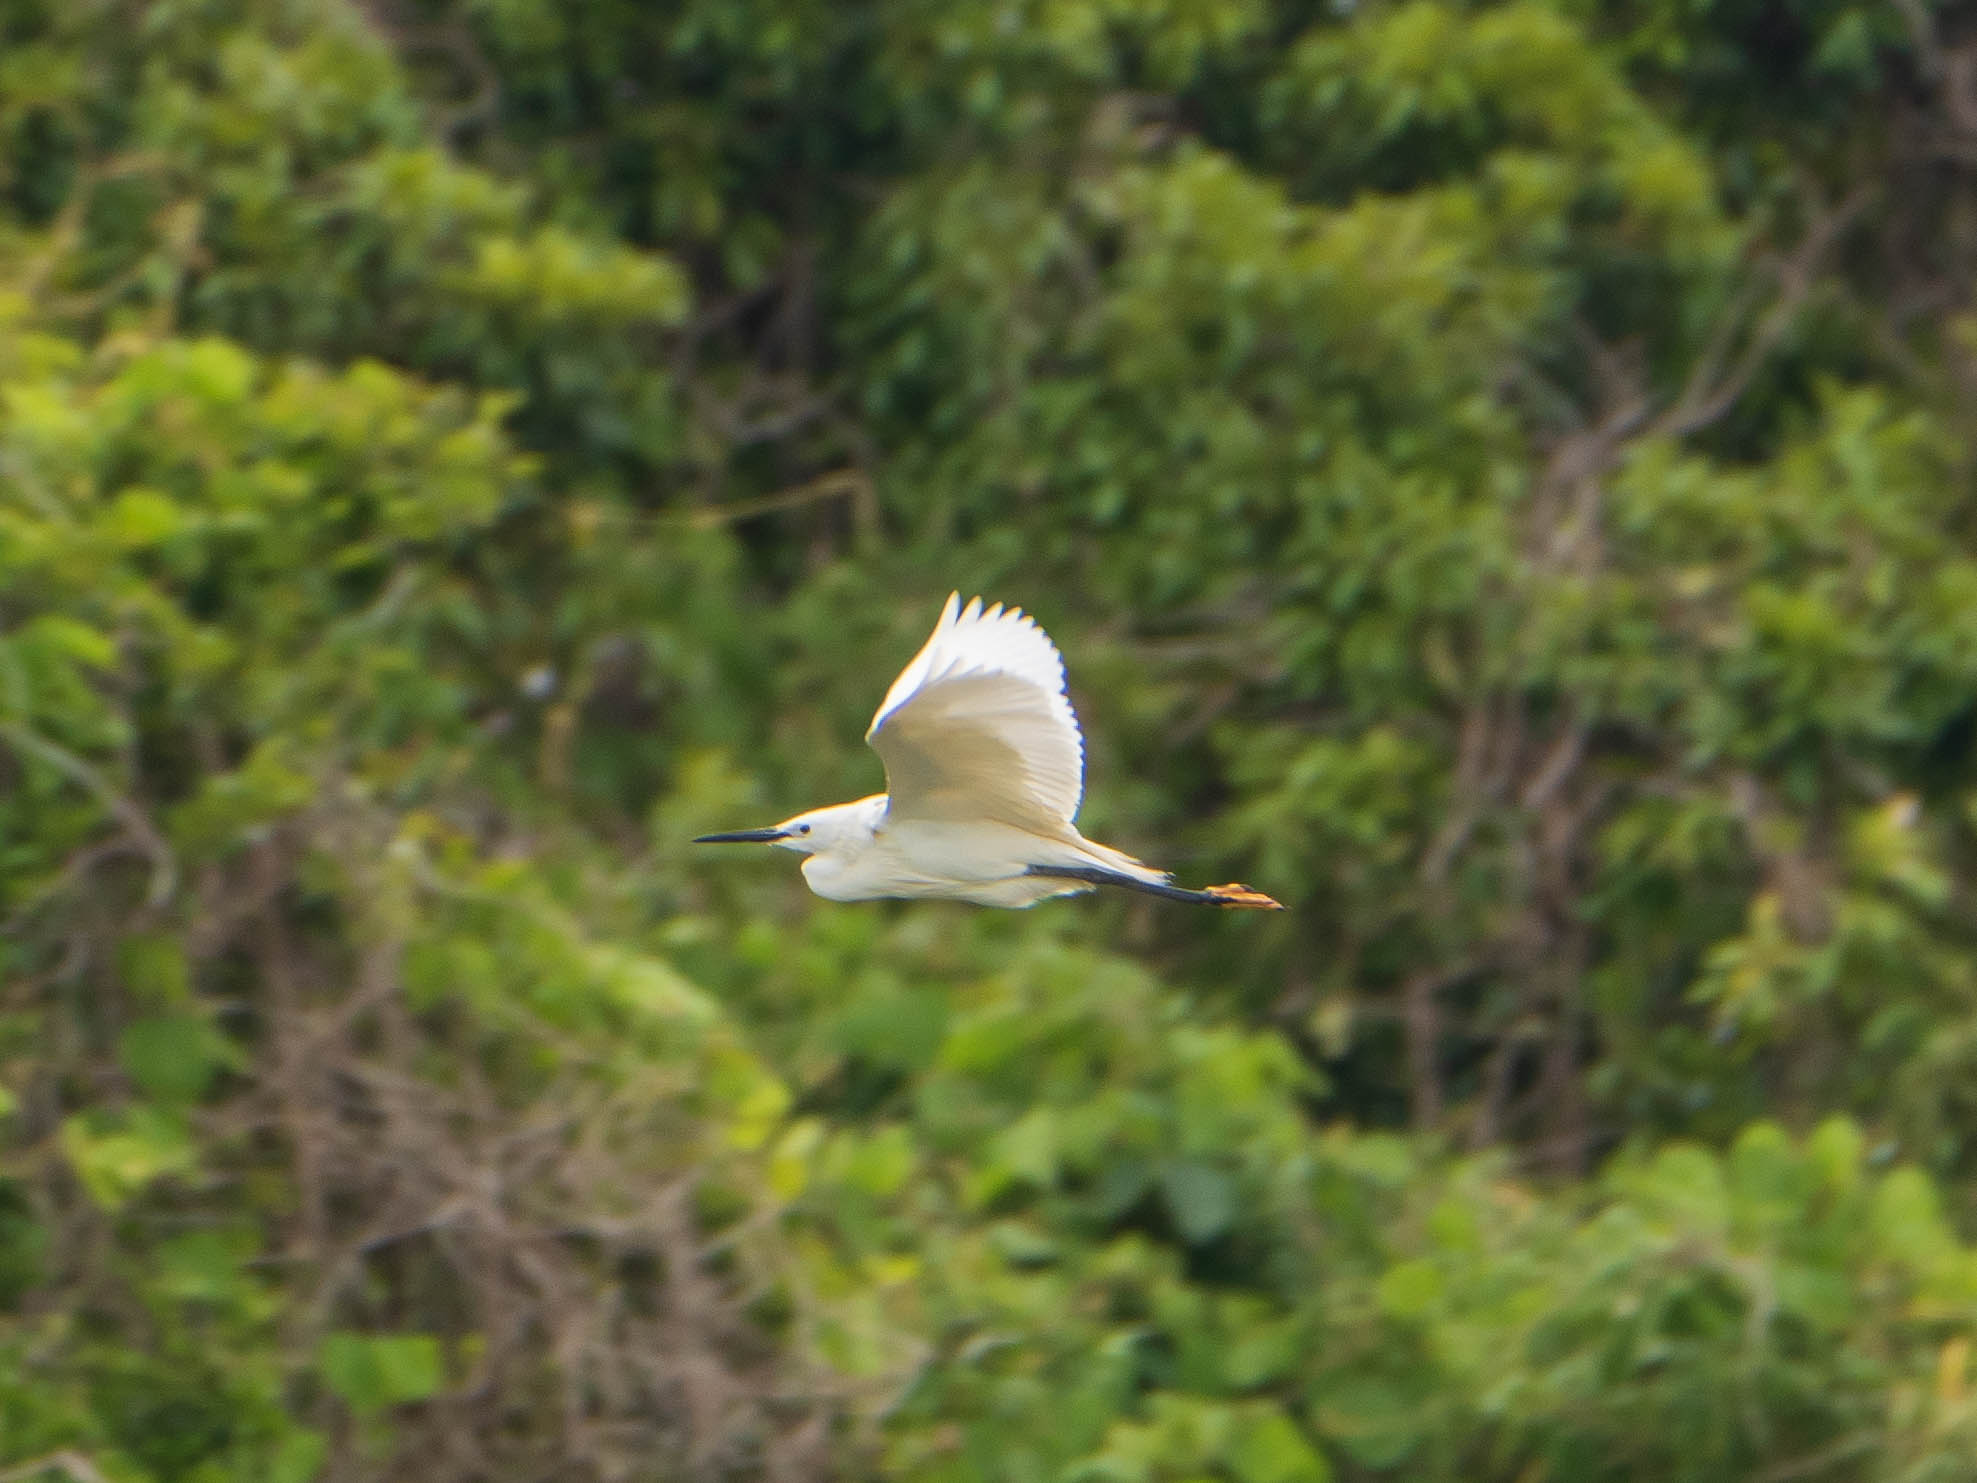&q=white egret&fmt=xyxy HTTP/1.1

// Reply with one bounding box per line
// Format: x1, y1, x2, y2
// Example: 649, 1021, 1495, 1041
695, 593, 1283, 911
